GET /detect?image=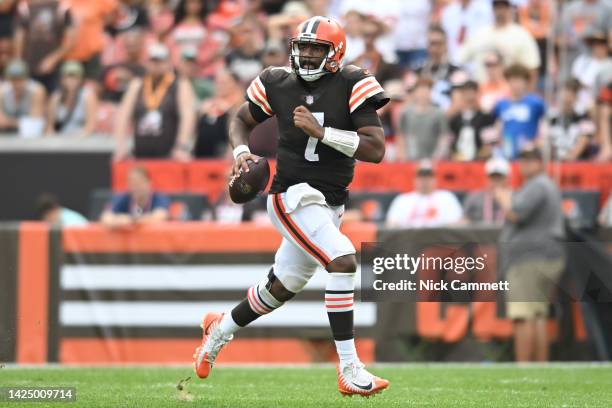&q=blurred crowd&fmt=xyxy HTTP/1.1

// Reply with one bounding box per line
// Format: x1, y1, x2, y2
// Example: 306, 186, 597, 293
0, 0, 610, 163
